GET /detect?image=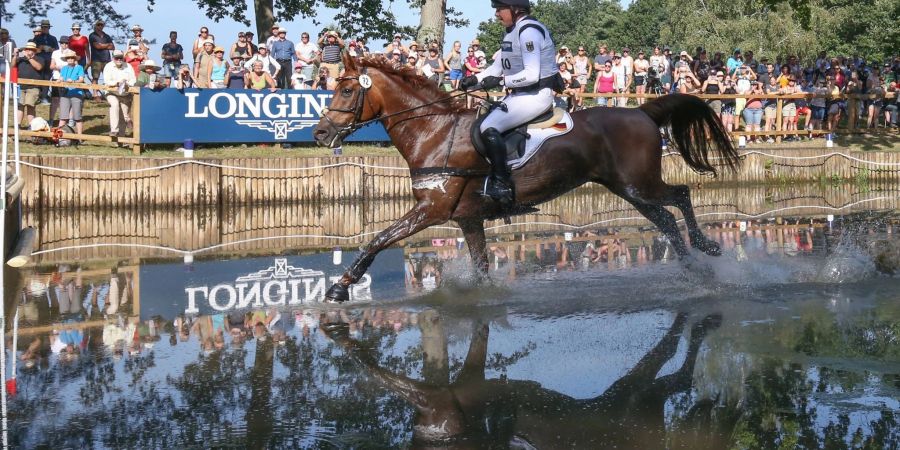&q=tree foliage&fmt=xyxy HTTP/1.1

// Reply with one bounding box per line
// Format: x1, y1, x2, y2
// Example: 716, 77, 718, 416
476, 0, 898, 63
9, 0, 469, 43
